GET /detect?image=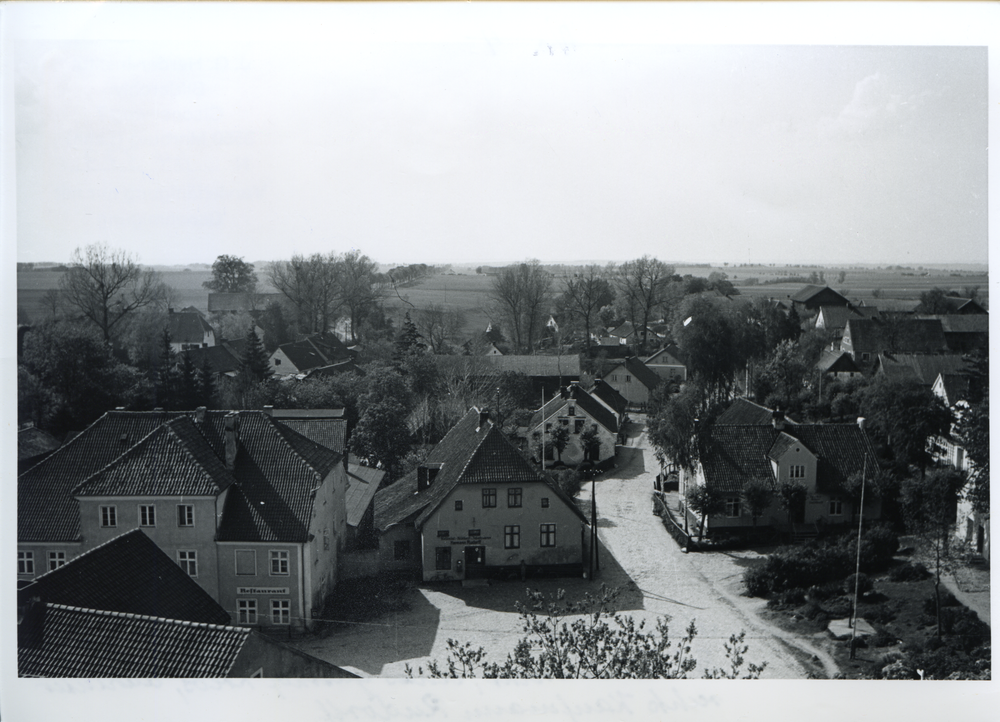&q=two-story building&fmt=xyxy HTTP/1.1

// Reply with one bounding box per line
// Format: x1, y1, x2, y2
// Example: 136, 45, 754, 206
680, 408, 880, 538
18, 408, 349, 632
601, 356, 660, 408
374, 408, 590, 582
